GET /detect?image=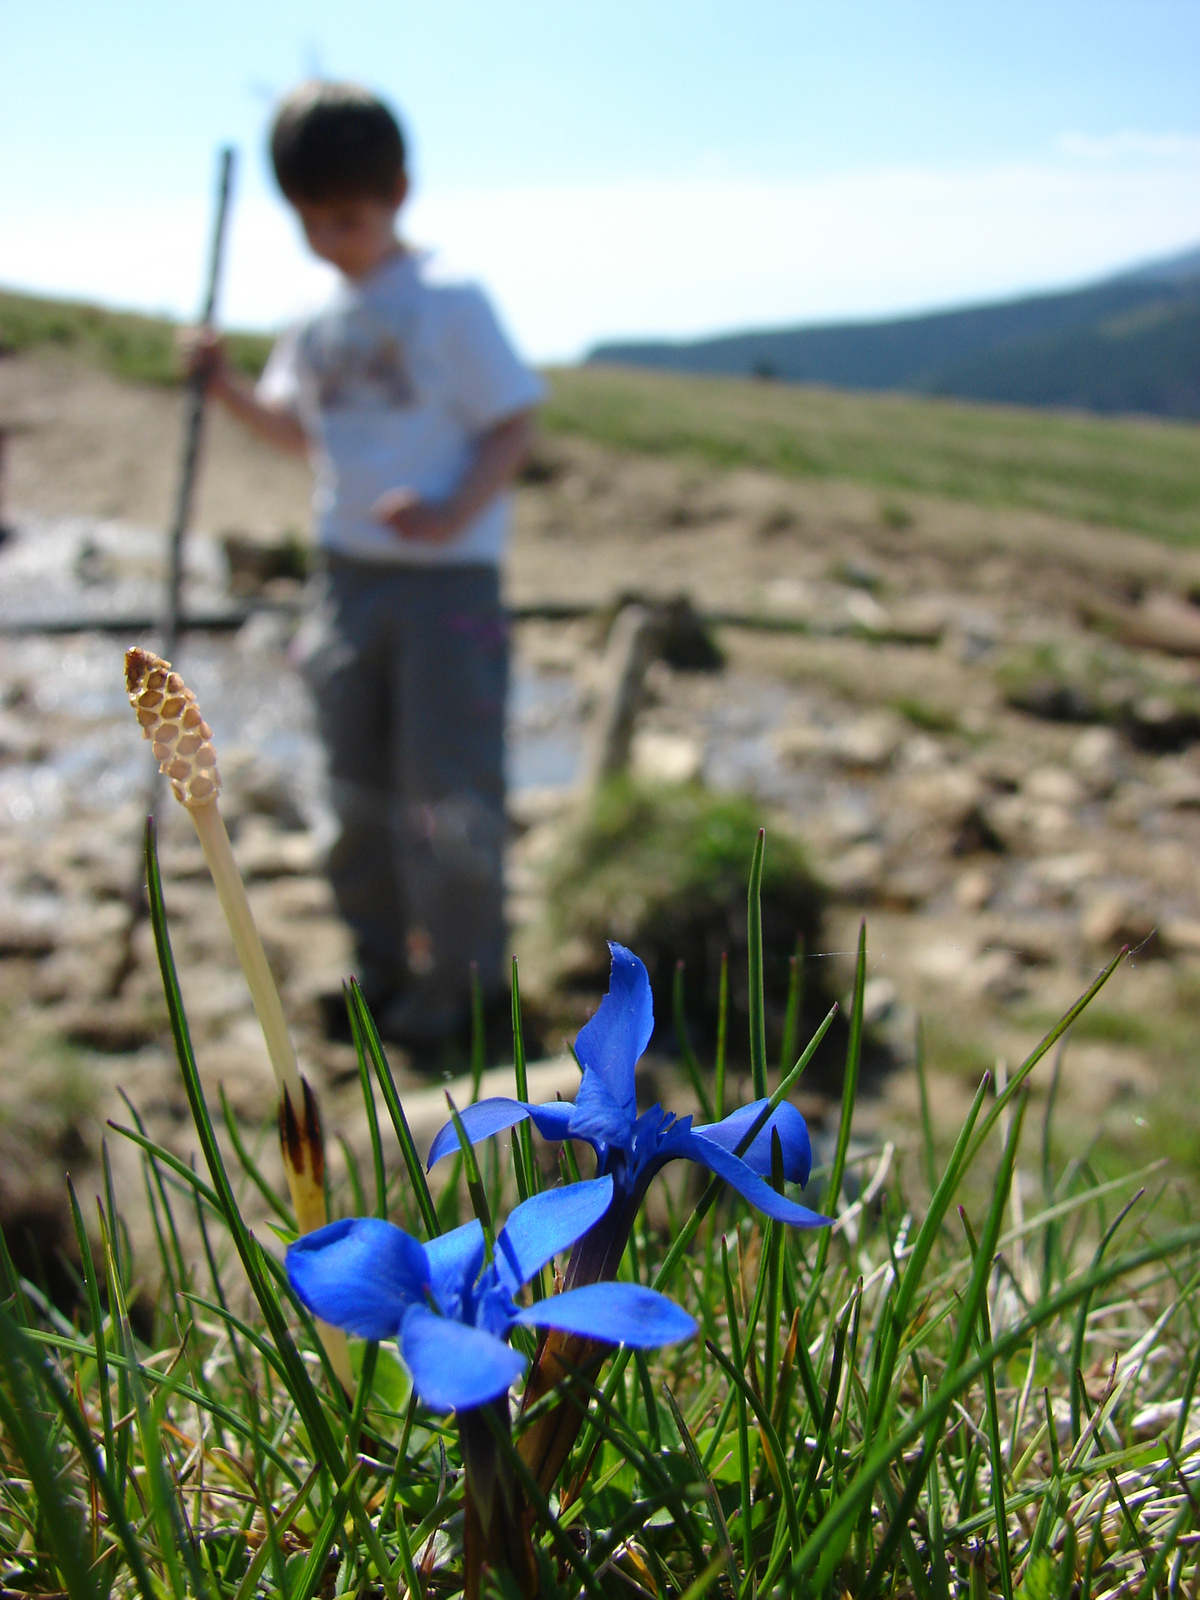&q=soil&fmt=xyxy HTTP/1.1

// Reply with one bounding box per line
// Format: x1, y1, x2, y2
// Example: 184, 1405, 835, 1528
4, 348, 1200, 1291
